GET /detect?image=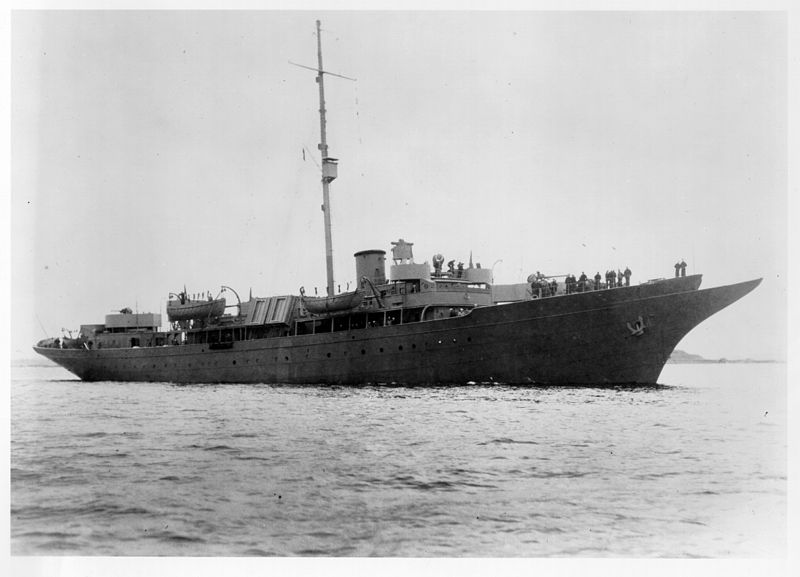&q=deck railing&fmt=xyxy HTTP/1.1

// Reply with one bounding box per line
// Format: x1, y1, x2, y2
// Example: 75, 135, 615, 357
530, 279, 630, 299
